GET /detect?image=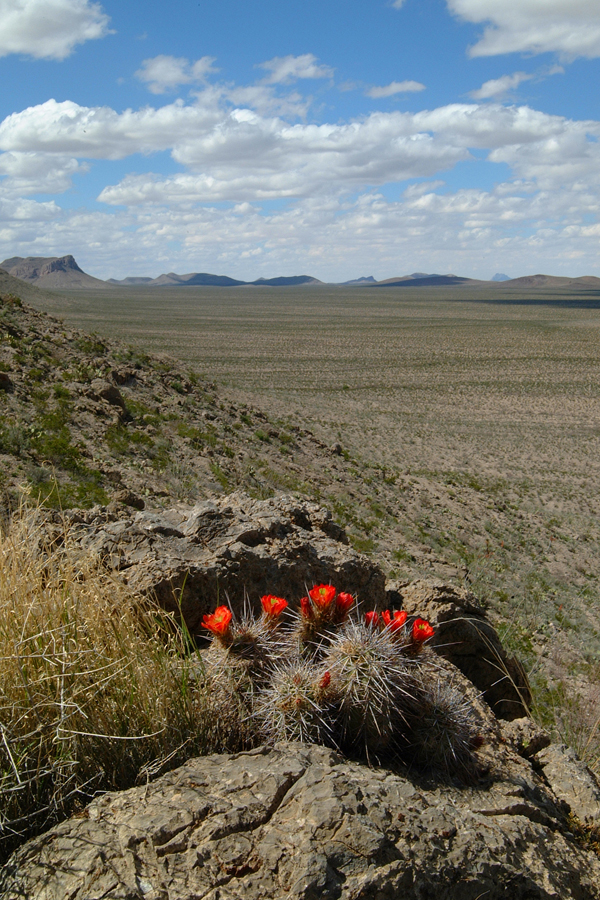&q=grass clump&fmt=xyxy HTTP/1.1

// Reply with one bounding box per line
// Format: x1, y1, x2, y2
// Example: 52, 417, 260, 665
0, 509, 245, 863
